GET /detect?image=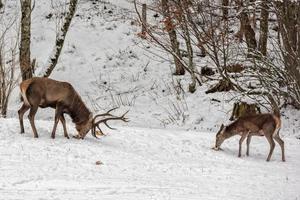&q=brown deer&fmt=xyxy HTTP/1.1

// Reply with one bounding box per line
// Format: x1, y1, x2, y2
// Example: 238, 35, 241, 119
18, 77, 128, 139
213, 113, 285, 162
